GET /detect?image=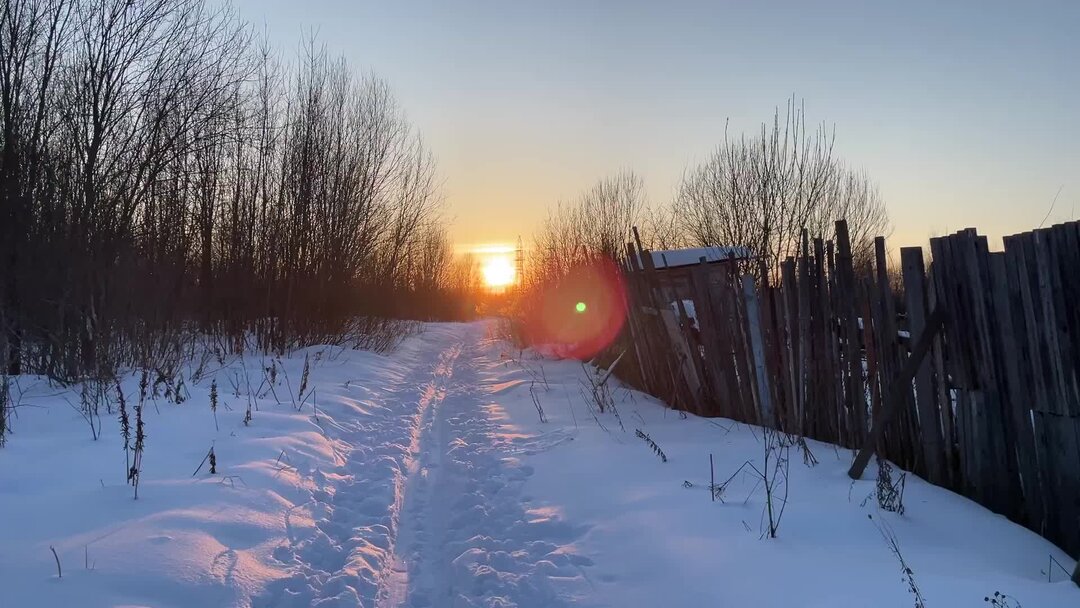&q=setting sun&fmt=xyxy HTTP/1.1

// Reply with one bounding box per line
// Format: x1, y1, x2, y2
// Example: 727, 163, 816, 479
481, 255, 516, 289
